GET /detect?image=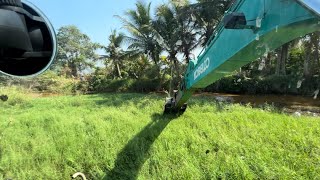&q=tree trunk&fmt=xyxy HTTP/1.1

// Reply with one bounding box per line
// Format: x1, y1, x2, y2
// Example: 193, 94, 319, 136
184, 49, 190, 64
174, 59, 180, 80
169, 54, 179, 97
169, 60, 174, 97
275, 49, 281, 75
315, 39, 319, 69
70, 63, 78, 79
275, 43, 289, 75
182, 40, 191, 64
263, 52, 272, 75
313, 32, 319, 74
280, 43, 289, 75
116, 62, 122, 79
150, 51, 162, 79
304, 34, 315, 77
304, 48, 312, 77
